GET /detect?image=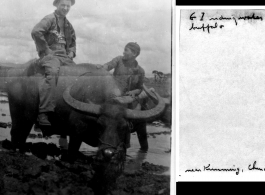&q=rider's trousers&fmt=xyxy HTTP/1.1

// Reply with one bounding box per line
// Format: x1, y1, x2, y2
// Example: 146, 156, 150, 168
39, 54, 76, 113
